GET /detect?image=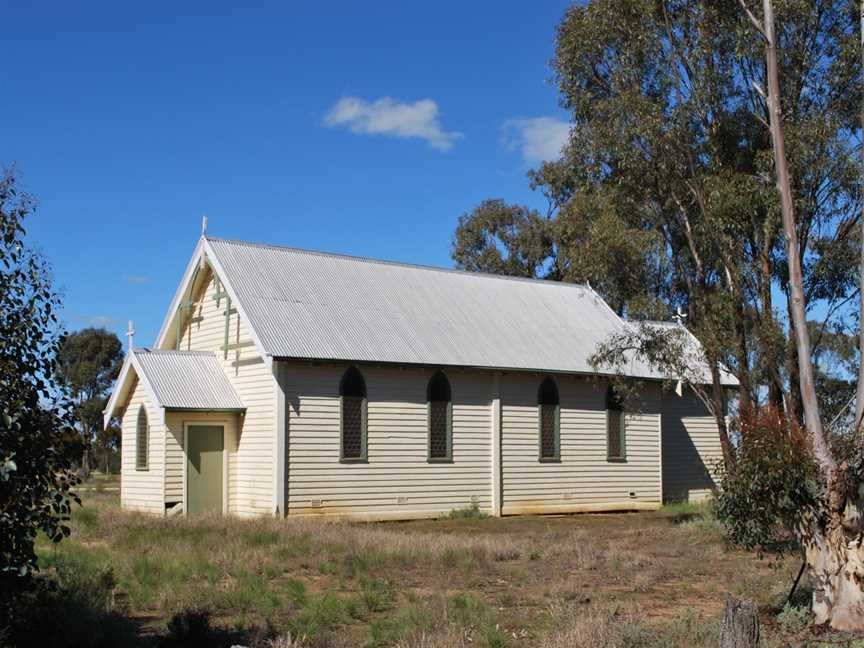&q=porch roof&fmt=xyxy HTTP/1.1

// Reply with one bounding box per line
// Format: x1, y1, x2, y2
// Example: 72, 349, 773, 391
103, 349, 245, 426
